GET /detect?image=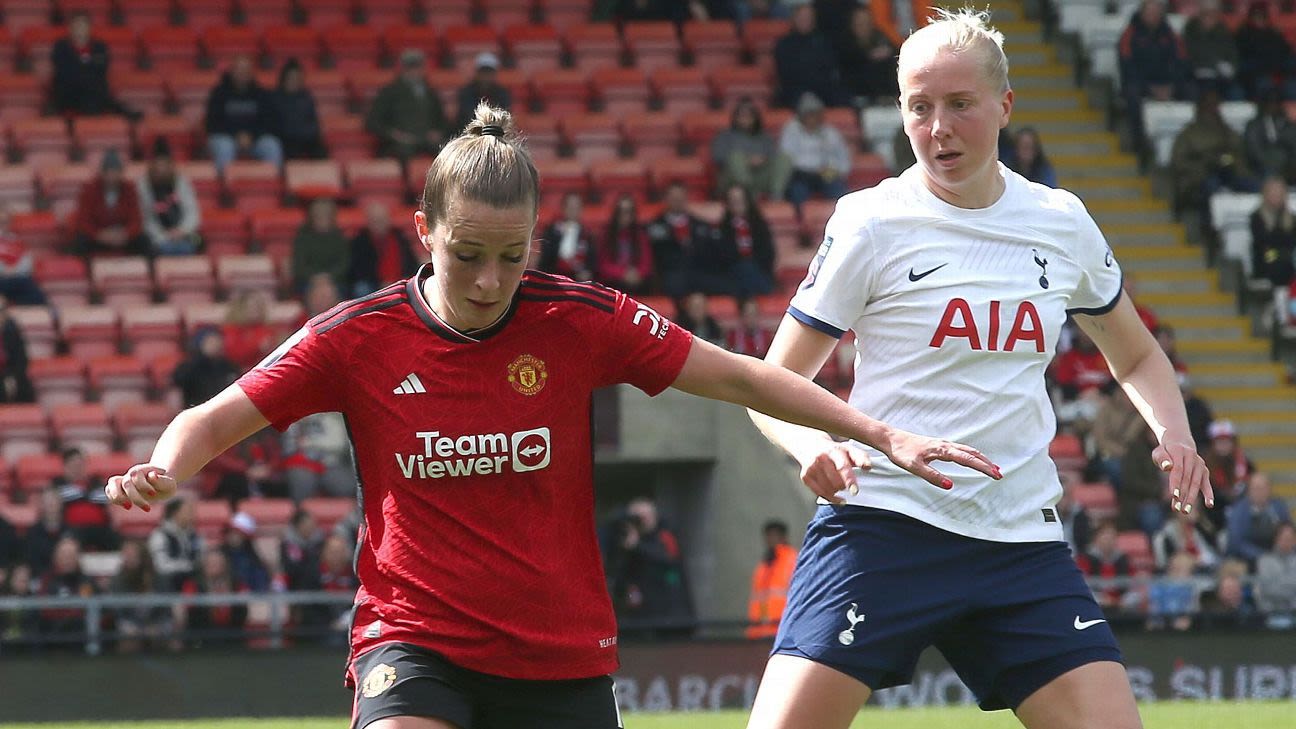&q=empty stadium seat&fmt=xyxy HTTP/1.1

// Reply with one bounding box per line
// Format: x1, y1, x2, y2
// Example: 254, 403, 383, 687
531, 68, 593, 115
1049, 433, 1087, 473
620, 111, 682, 158
36, 162, 96, 221
98, 27, 142, 70
164, 70, 221, 118
90, 256, 154, 310
414, 0, 474, 26
121, 304, 184, 361
480, 0, 534, 31
110, 71, 169, 117
592, 67, 651, 116
248, 209, 305, 263
201, 26, 261, 62
710, 66, 772, 108
0, 75, 43, 125
12, 117, 71, 168
34, 255, 93, 309
215, 254, 280, 298
343, 158, 404, 205
153, 256, 216, 305
303, 0, 357, 28
511, 112, 561, 159
741, 18, 788, 58
224, 161, 284, 213
19, 25, 64, 79
322, 24, 381, 71
113, 403, 178, 461
111, 497, 164, 537
264, 26, 324, 70
196, 499, 233, 540
647, 156, 710, 199
0, 405, 51, 462
241, 0, 295, 32
380, 26, 441, 69
564, 23, 622, 72
1118, 530, 1155, 574
285, 160, 345, 201
51, 403, 114, 455
58, 306, 121, 361
503, 24, 562, 73
560, 113, 623, 164
301, 496, 356, 533
442, 25, 501, 68
140, 26, 201, 71
237, 497, 296, 536
622, 21, 681, 72
15, 453, 64, 496
681, 20, 742, 71
651, 67, 713, 114
28, 357, 89, 409
1072, 482, 1118, 520
589, 159, 649, 203
0, 164, 36, 213
8, 306, 58, 359
89, 355, 152, 412
200, 209, 250, 257
8, 211, 59, 253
